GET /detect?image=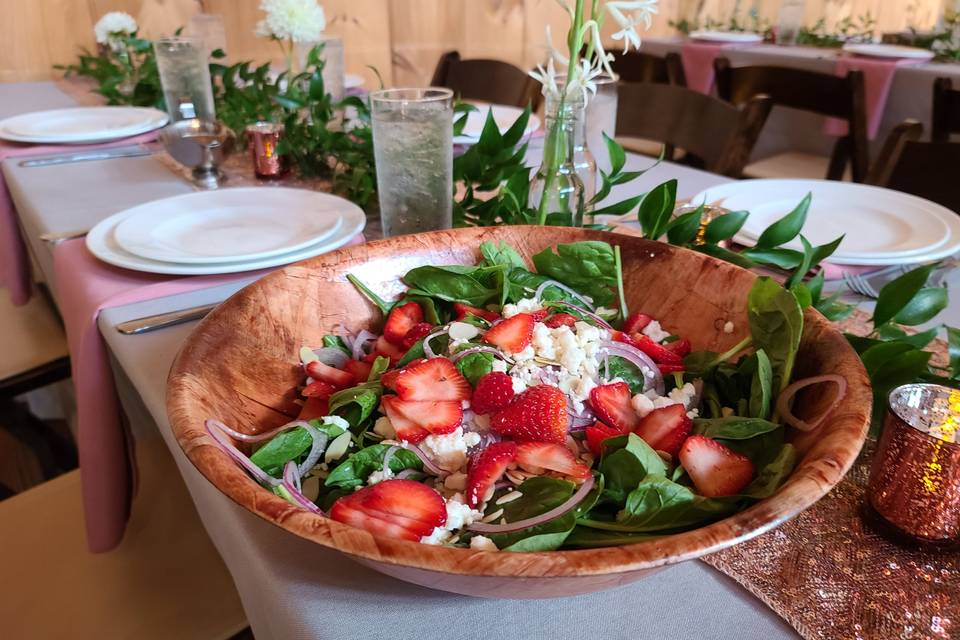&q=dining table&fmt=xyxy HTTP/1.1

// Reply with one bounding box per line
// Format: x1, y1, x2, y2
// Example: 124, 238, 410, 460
2, 79, 958, 640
